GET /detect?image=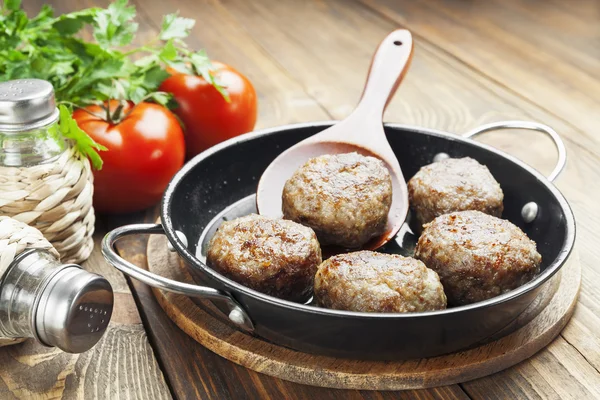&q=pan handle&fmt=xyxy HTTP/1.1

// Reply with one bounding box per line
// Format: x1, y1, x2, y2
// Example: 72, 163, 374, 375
463, 120, 566, 182
102, 224, 254, 332
456, 120, 567, 223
